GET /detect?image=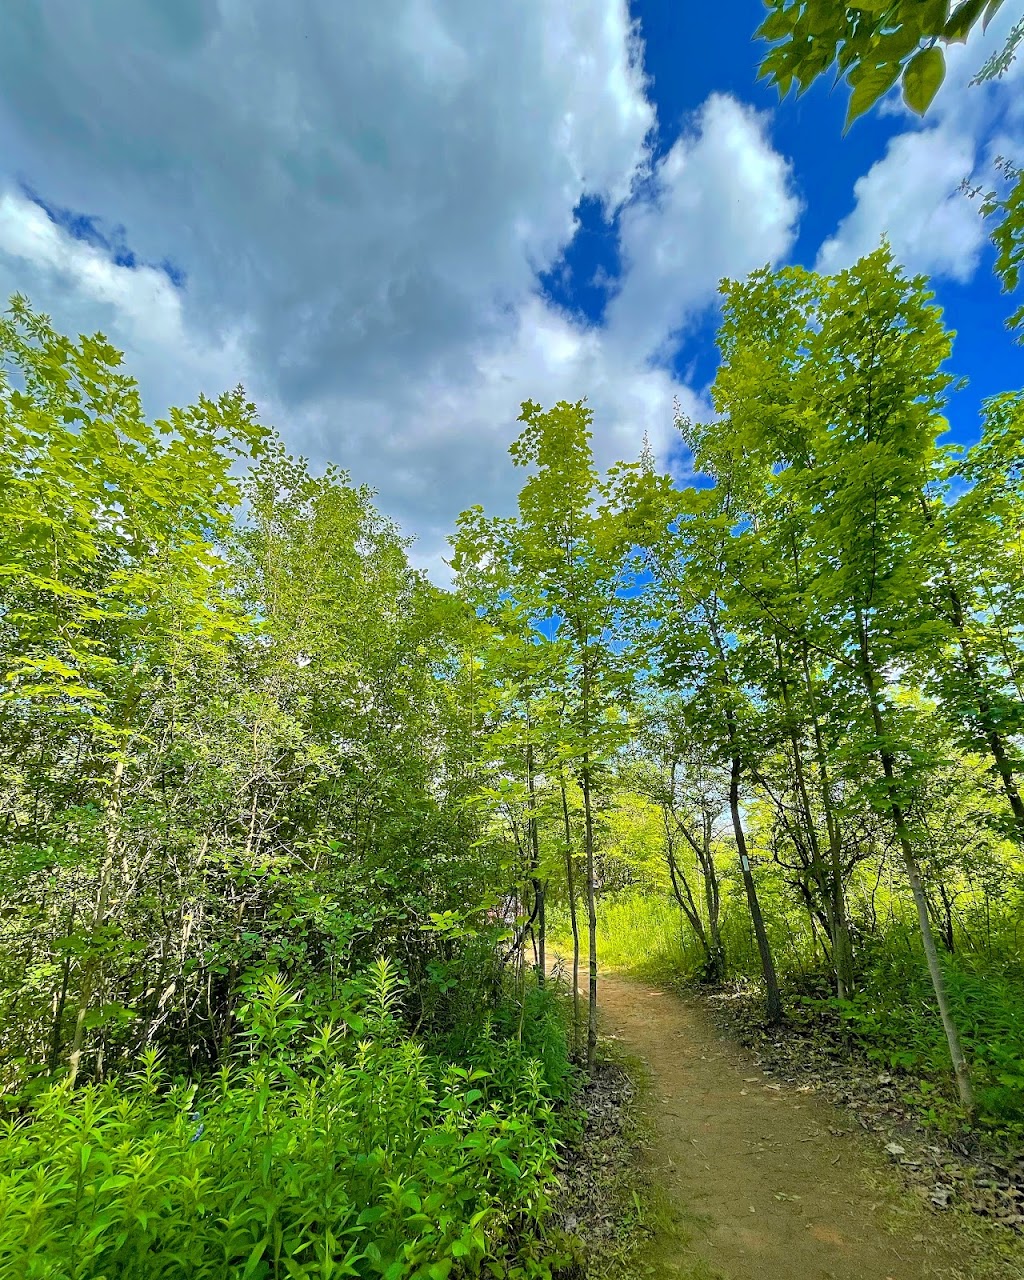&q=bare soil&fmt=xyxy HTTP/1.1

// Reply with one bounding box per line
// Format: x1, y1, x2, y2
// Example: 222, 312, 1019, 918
592, 970, 979, 1280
